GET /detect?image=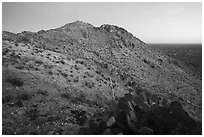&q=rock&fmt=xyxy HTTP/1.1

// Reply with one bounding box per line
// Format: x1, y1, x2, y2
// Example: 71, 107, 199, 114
151, 94, 159, 105
109, 101, 118, 114
138, 127, 154, 135
107, 116, 116, 127
146, 112, 160, 129
102, 113, 110, 123
151, 103, 160, 113
124, 93, 134, 101
127, 101, 134, 111
118, 98, 130, 112
169, 101, 183, 109
126, 114, 137, 133
161, 98, 168, 107
129, 110, 137, 123
48, 131, 55, 135
133, 96, 144, 107
140, 102, 151, 113
103, 128, 112, 135
111, 127, 123, 135
171, 107, 190, 125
